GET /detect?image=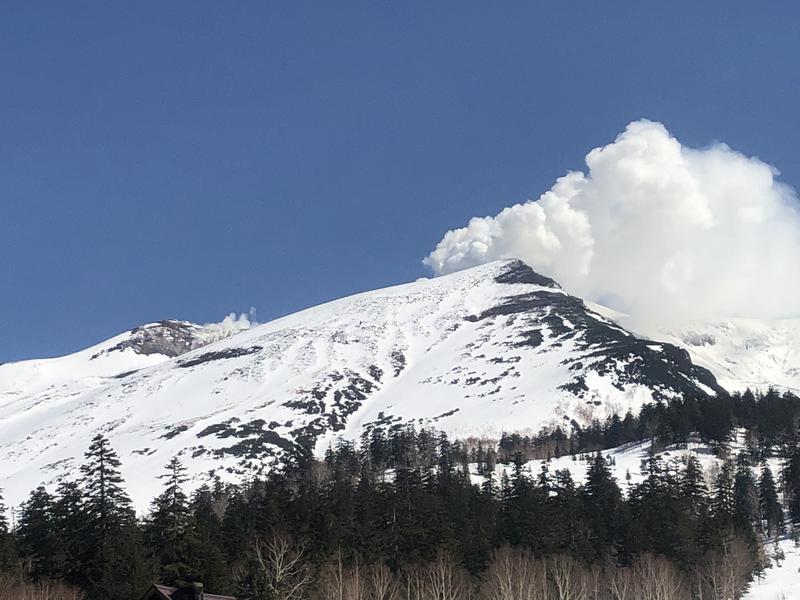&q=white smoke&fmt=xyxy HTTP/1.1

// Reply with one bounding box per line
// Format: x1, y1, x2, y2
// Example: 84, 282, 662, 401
425, 120, 800, 327
198, 308, 258, 343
